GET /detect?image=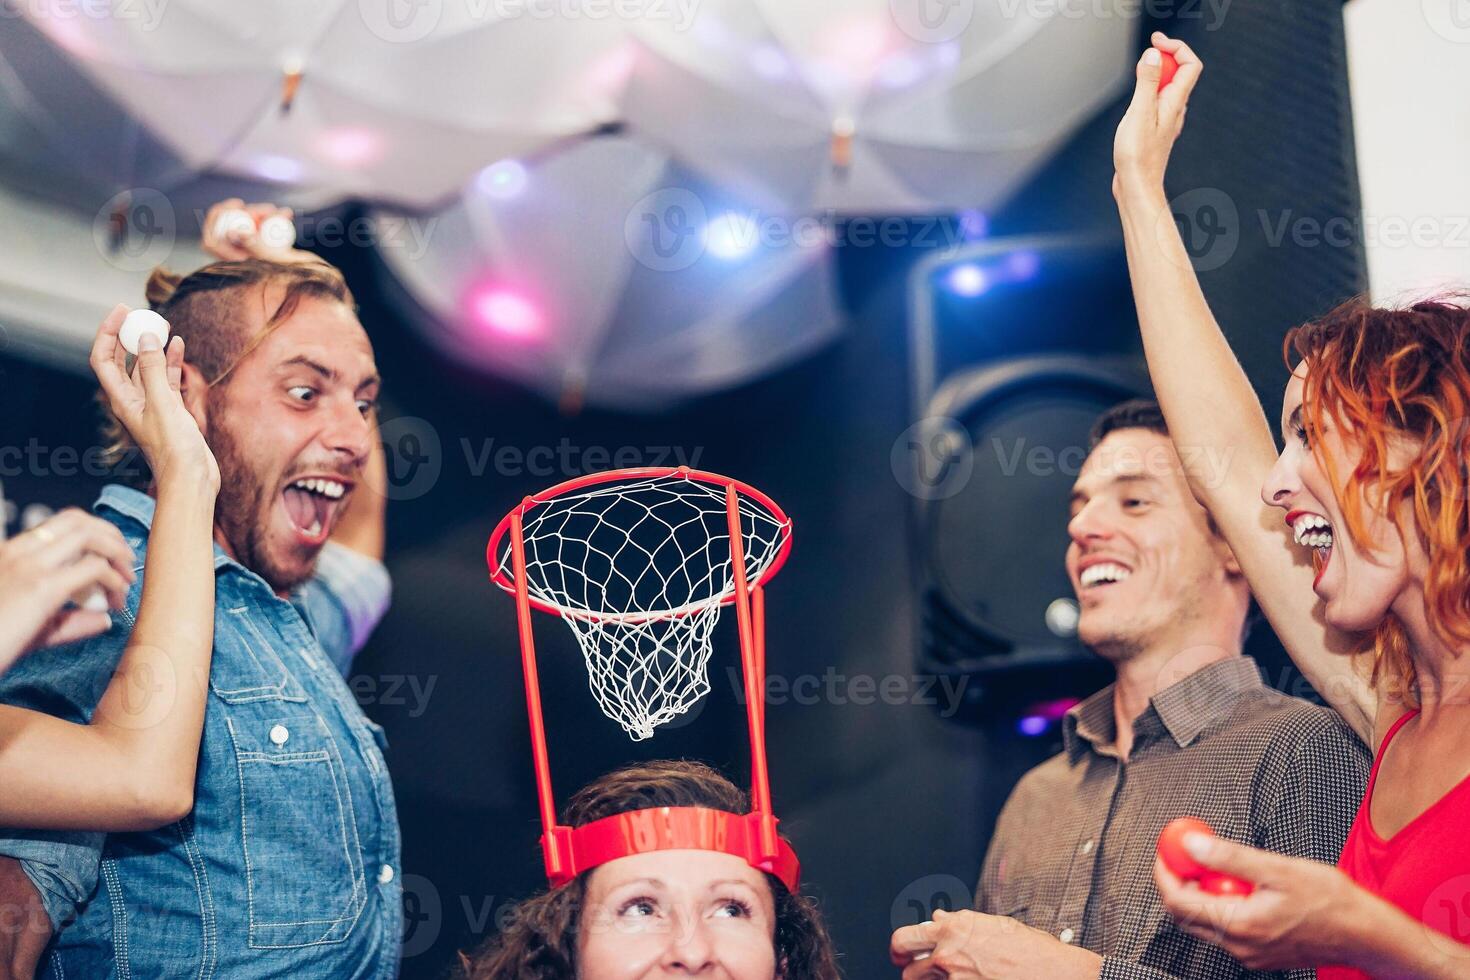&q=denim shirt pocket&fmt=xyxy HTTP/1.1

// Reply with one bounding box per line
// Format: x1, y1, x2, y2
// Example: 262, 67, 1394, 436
213, 604, 368, 949
209, 606, 311, 705
223, 710, 368, 949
